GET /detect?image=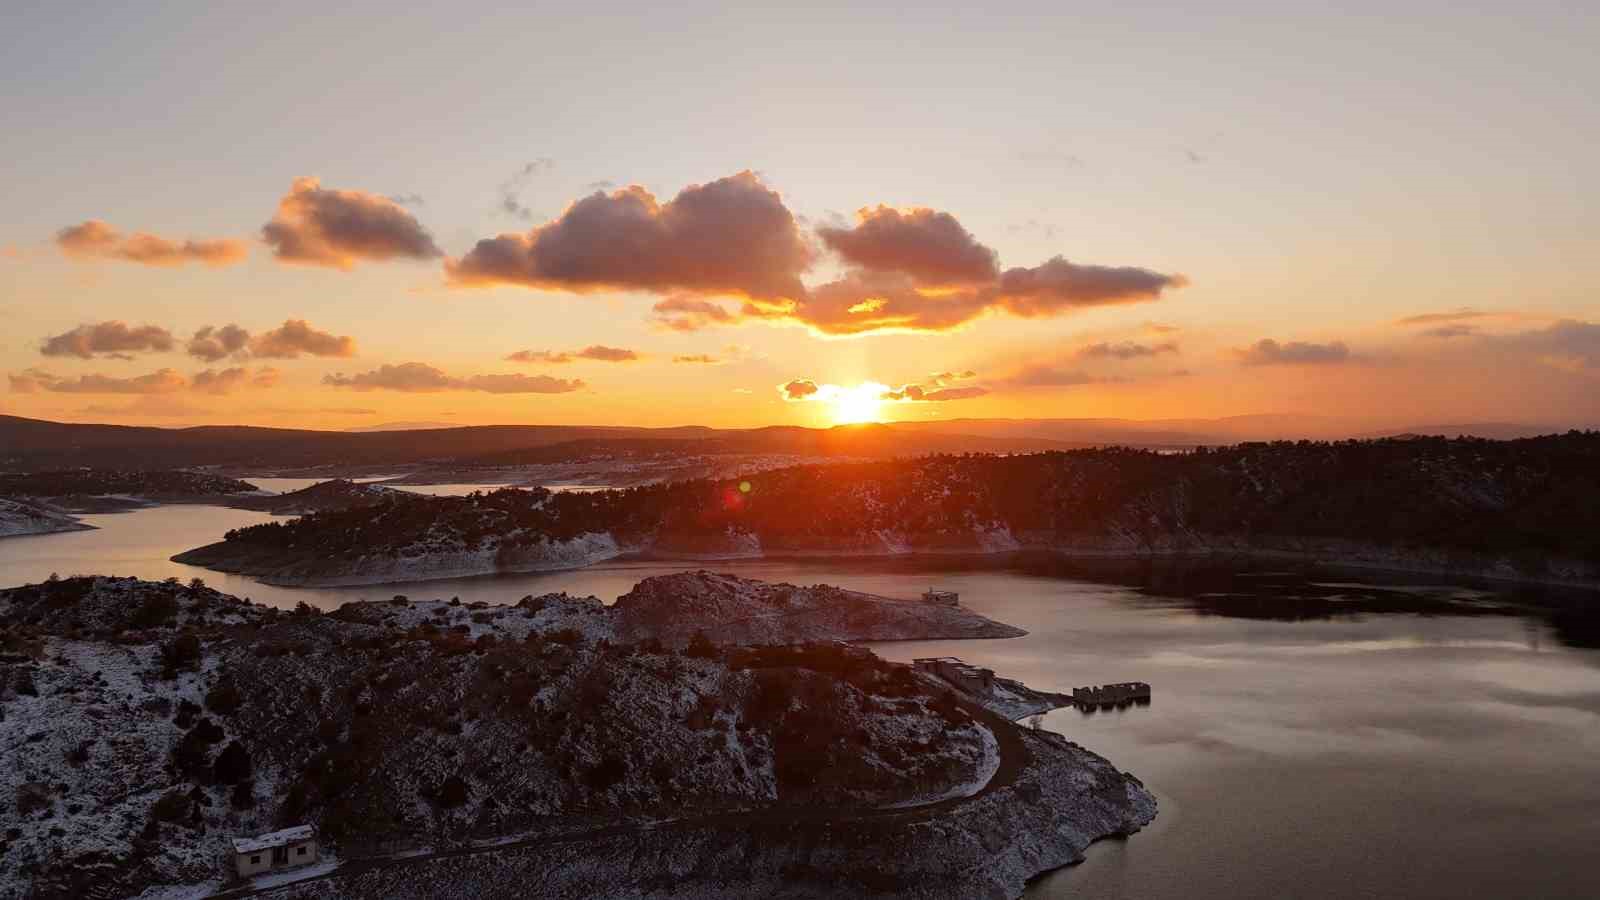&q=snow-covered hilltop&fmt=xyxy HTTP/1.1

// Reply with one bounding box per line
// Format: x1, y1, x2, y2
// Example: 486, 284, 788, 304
0, 573, 1149, 899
